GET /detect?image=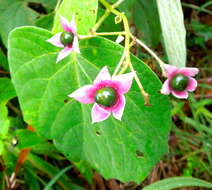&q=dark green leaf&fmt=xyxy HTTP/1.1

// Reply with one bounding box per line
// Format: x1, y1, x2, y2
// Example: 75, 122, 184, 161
35, 12, 54, 30
0, 49, 9, 71
134, 0, 161, 47
0, 78, 16, 103
0, 0, 39, 46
